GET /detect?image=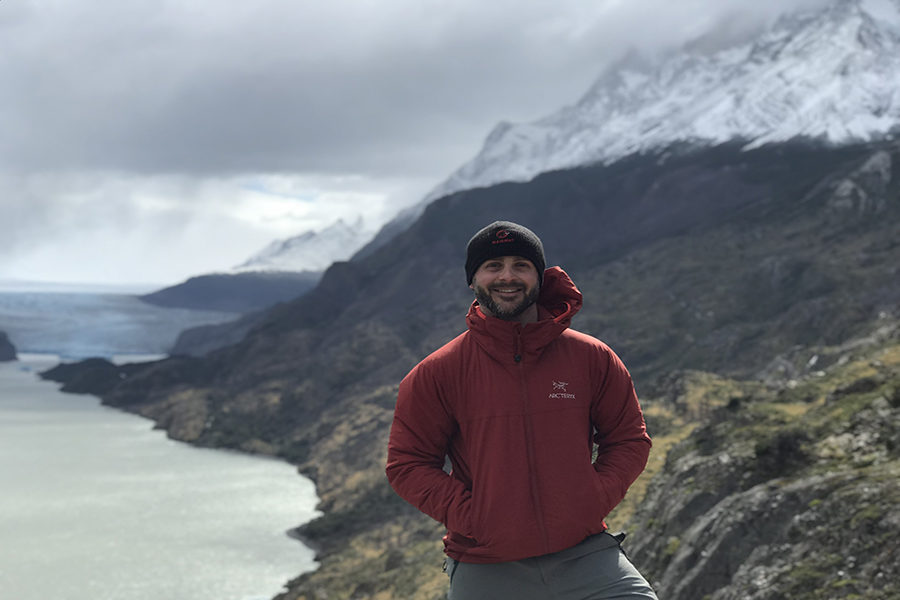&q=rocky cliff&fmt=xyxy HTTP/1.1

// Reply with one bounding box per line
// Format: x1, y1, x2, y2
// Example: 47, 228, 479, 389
627, 323, 900, 600
44, 139, 900, 599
